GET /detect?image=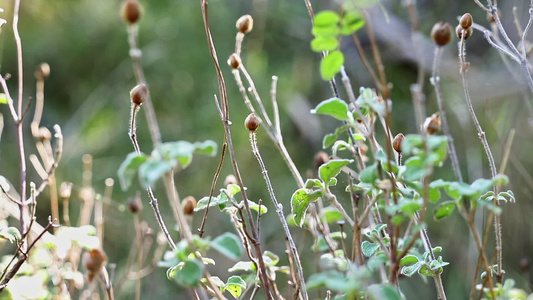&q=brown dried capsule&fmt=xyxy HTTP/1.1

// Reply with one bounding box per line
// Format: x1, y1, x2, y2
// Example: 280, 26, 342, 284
245, 113, 260, 132
83, 249, 107, 282
121, 0, 142, 25
431, 22, 453, 47
236, 14, 253, 34
128, 194, 143, 213
456, 24, 473, 40
130, 83, 148, 105
183, 196, 197, 215
314, 151, 329, 170
227, 53, 241, 70
224, 174, 237, 186
392, 133, 404, 154
487, 10, 500, 23
34, 63, 50, 80
459, 13, 473, 29
424, 113, 441, 135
